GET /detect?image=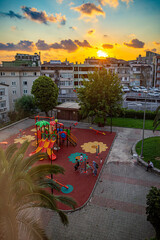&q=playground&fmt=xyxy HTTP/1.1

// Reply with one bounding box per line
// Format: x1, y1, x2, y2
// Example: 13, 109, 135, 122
1, 116, 116, 210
